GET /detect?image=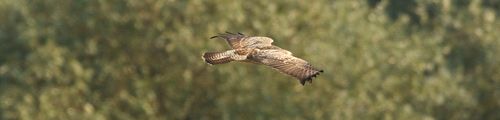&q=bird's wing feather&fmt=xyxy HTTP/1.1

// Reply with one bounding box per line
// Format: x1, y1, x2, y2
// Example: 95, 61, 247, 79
248, 50, 322, 85
210, 32, 274, 49
241, 36, 273, 47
